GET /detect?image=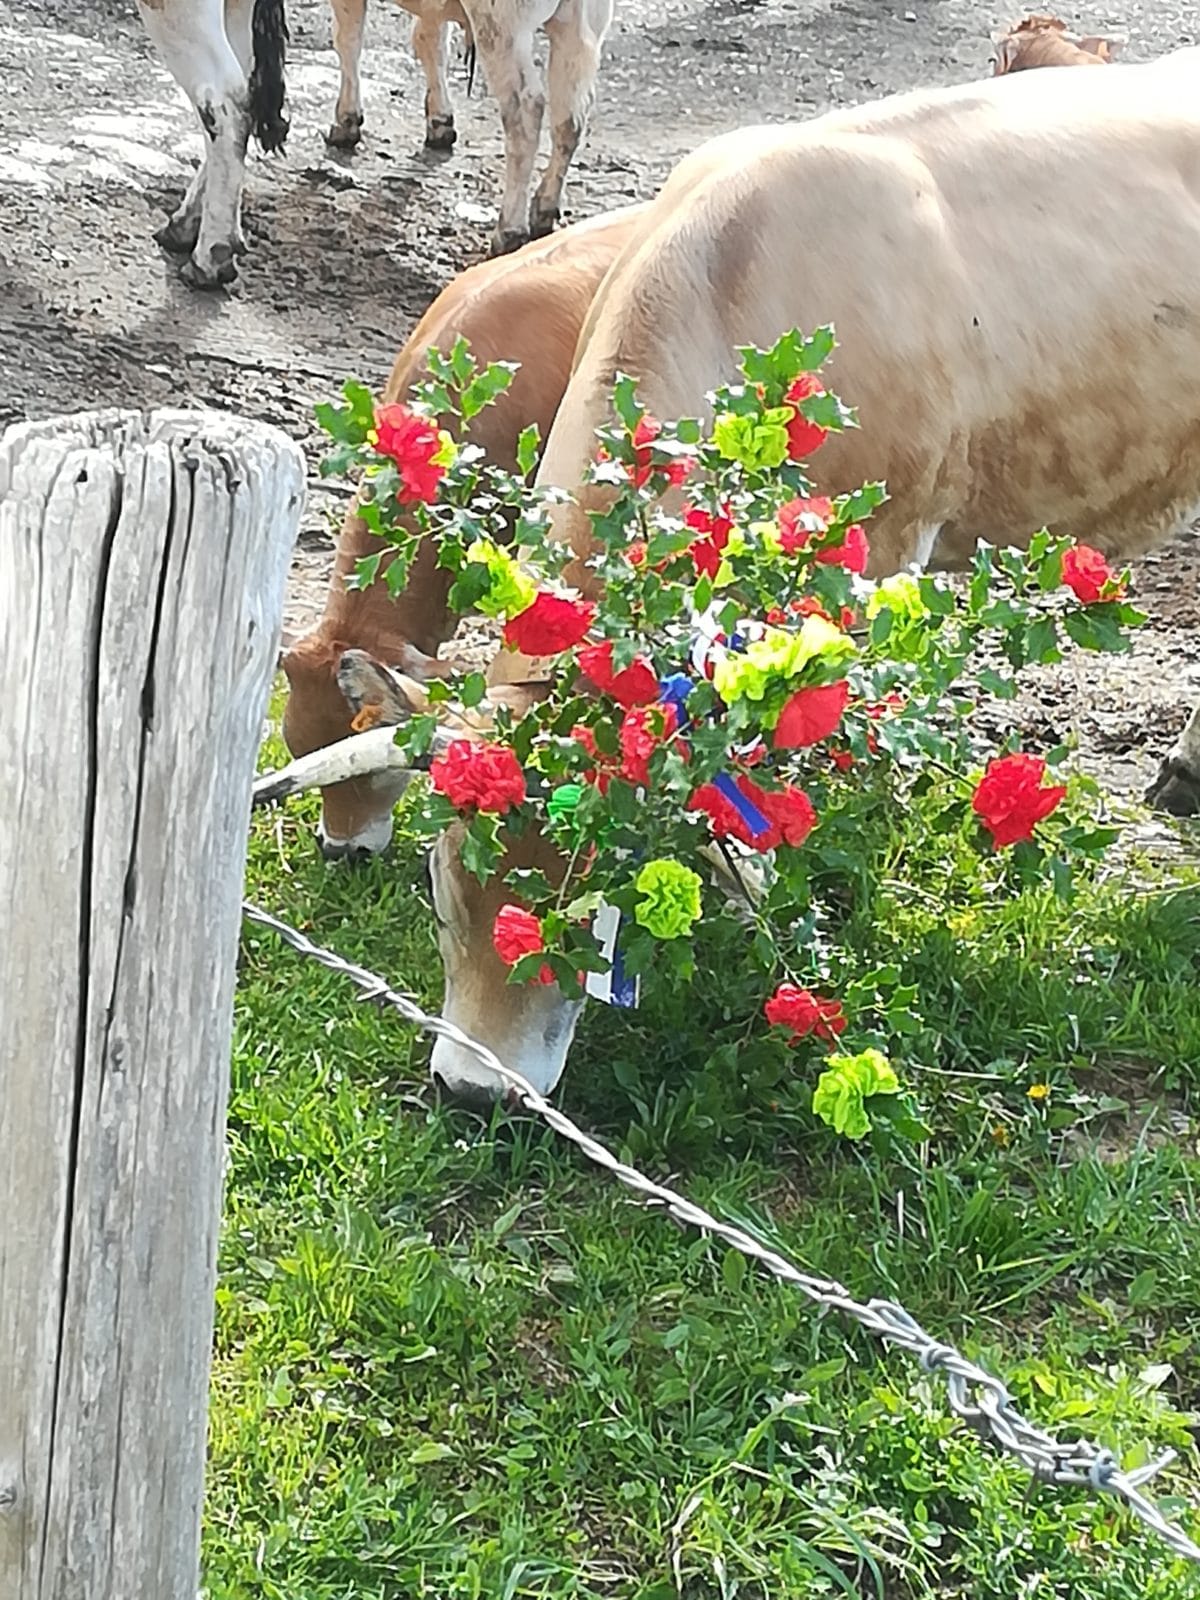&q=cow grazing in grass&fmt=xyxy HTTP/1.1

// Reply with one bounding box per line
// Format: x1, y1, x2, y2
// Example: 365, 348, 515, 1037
135, 0, 289, 286
325, 0, 616, 254
287, 50, 1200, 1101
991, 15, 1125, 74
279, 204, 647, 857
